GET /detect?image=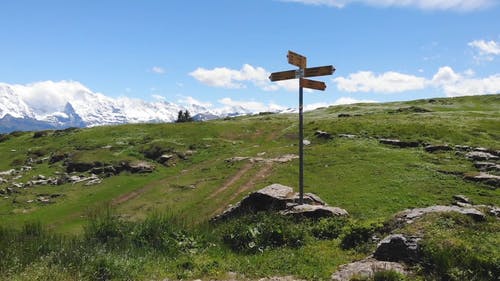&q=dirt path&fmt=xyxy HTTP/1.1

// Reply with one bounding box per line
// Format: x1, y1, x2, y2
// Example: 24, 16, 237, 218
111, 161, 211, 206
207, 162, 253, 200
211, 162, 273, 217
